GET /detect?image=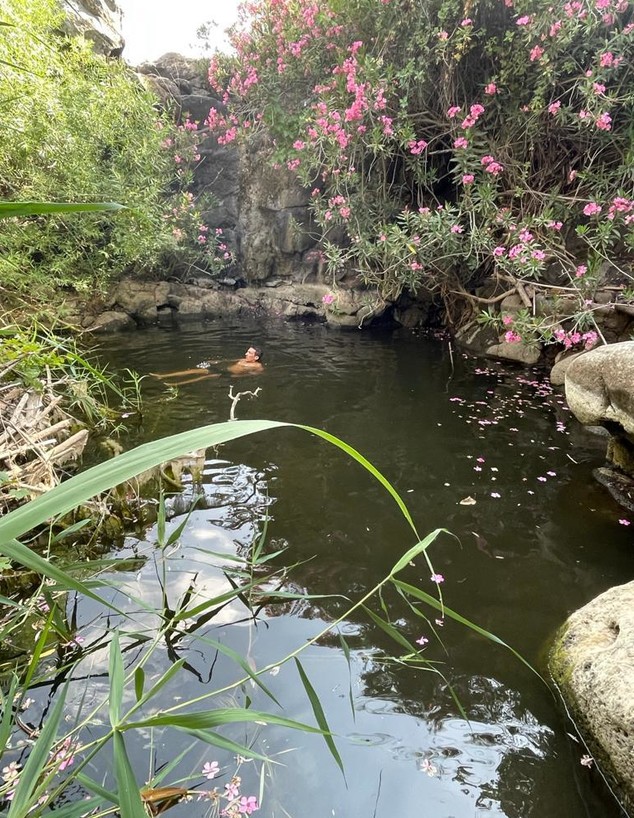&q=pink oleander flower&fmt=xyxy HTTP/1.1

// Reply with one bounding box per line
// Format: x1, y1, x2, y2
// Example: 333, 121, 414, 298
450, 224, 464, 233
438, 30, 449, 40
593, 82, 606, 95
484, 82, 498, 95
485, 161, 504, 175
532, 249, 546, 260
519, 229, 533, 242
408, 139, 428, 154
599, 51, 614, 67
502, 314, 514, 325
293, 140, 306, 150
462, 173, 475, 184
547, 220, 563, 230
322, 293, 335, 305
461, 18, 473, 26
493, 246, 506, 256
447, 105, 462, 118
504, 330, 522, 343
454, 137, 469, 149
583, 202, 602, 216
530, 45, 544, 61
430, 573, 445, 584
595, 112, 612, 131
548, 100, 561, 115
575, 264, 587, 277
516, 15, 533, 25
